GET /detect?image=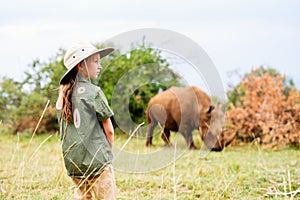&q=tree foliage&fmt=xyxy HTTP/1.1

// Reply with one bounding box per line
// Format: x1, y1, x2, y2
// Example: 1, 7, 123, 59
0, 77, 24, 122
98, 43, 183, 128
227, 66, 295, 108
225, 67, 300, 149
0, 41, 182, 133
